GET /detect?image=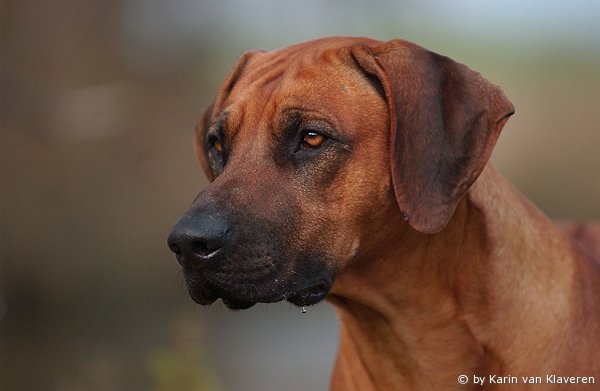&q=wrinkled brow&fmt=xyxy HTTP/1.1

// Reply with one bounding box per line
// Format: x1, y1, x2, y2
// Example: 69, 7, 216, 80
210, 109, 248, 143
209, 111, 230, 135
